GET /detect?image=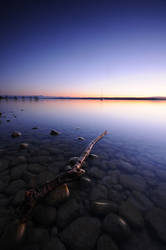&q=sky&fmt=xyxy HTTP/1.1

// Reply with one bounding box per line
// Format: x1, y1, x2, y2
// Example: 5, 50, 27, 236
0, 0, 166, 97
